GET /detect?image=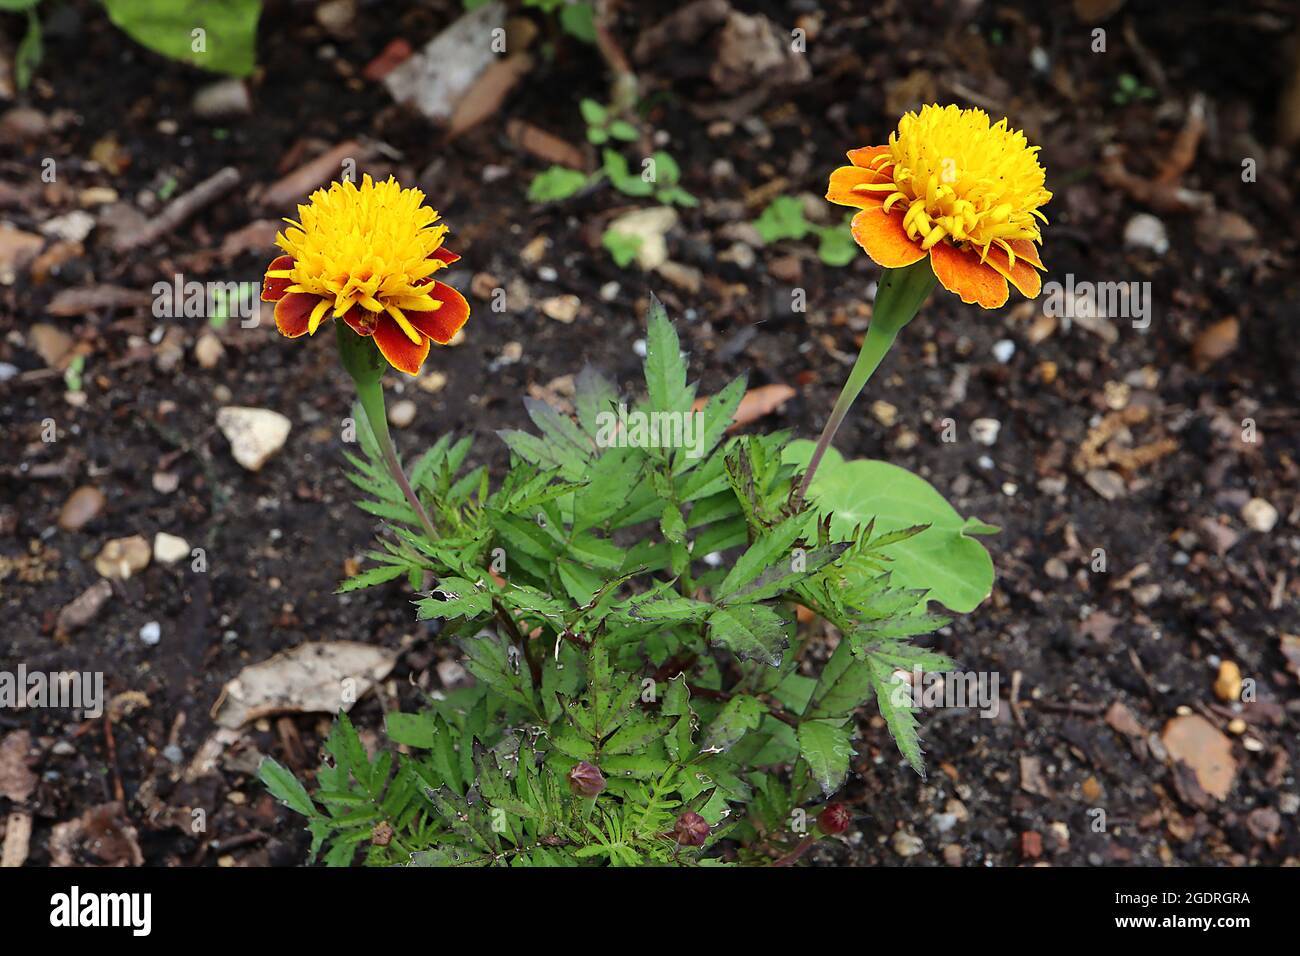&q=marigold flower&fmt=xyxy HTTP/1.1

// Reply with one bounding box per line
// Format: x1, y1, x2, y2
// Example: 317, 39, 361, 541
261, 174, 469, 375
827, 104, 1051, 309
